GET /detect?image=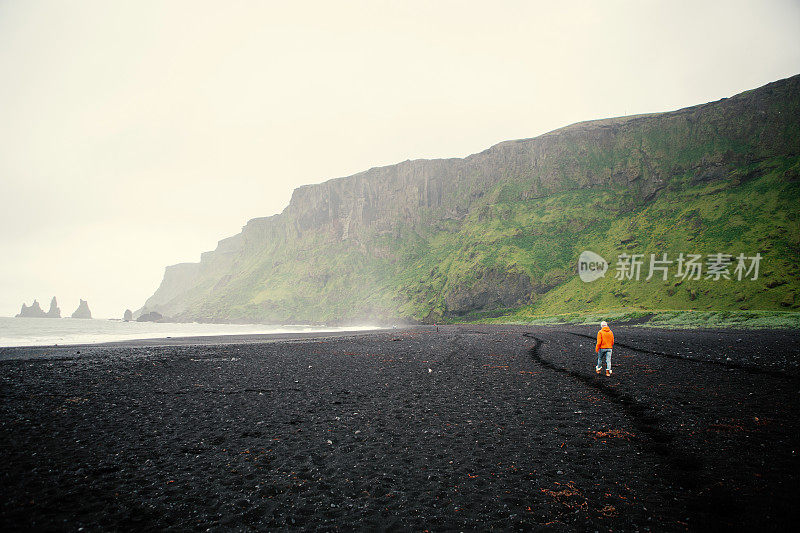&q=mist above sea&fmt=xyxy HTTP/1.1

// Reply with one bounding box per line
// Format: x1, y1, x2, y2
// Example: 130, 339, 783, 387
0, 317, 379, 348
